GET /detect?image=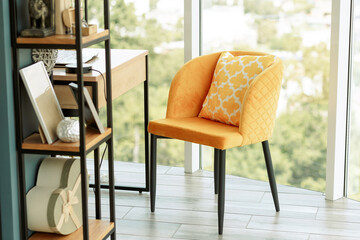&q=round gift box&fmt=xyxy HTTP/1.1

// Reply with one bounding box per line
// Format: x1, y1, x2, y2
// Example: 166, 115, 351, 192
27, 186, 82, 235
26, 157, 83, 235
